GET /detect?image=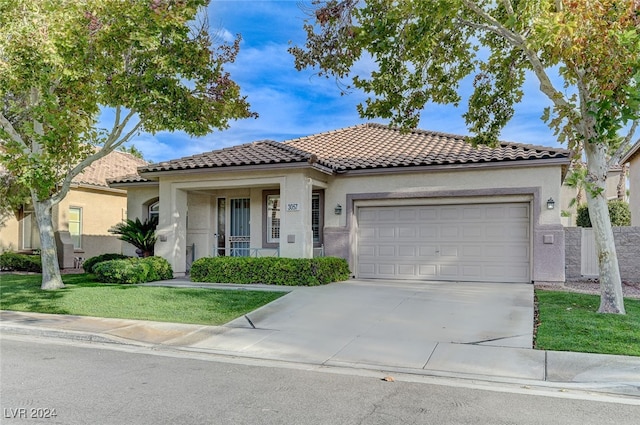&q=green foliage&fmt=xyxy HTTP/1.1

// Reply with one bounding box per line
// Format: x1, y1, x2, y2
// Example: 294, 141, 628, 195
0, 0, 256, 289
82, 253, 130, 274
576, 200, 632, 227
190, 257, 351, 286
0, 252, 42, 272
608, 200, 632, 226
93, 256, 173, 284
109, 217, 158, 257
